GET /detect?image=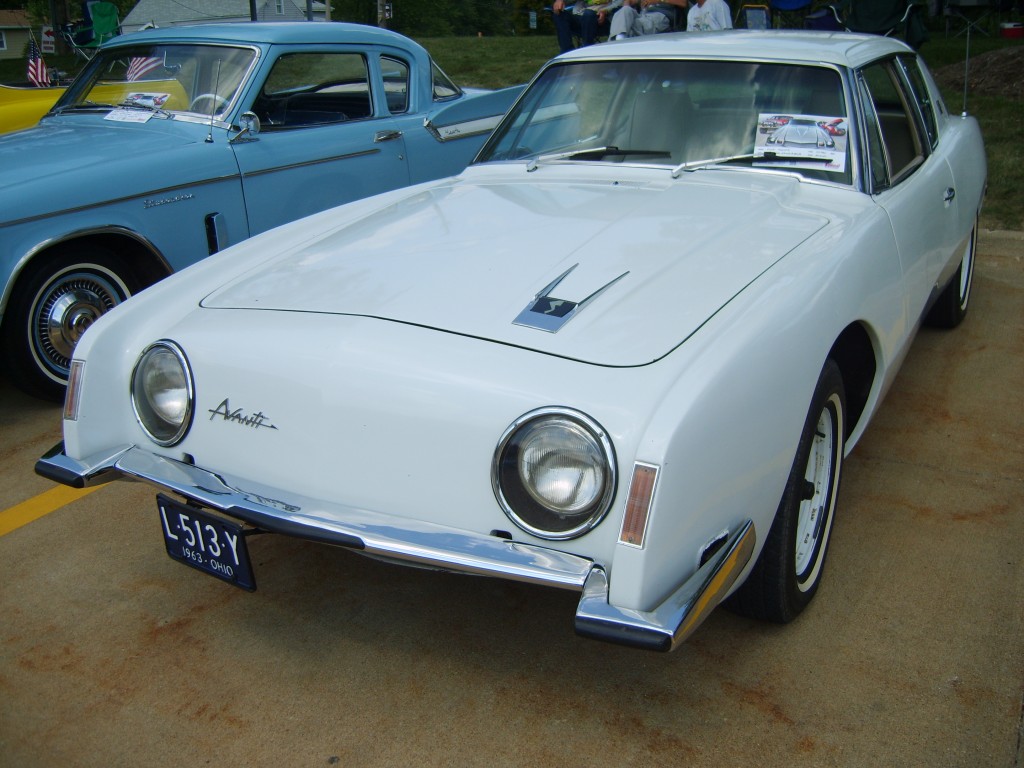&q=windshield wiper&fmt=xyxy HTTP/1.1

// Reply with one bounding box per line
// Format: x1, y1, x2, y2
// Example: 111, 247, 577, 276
118, 99, 171, 118
51, 101, 119, 114
526, 146, 670, 172
672, 151, 834, 178
671, 152, 756, 177
527, 146, 610, 171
